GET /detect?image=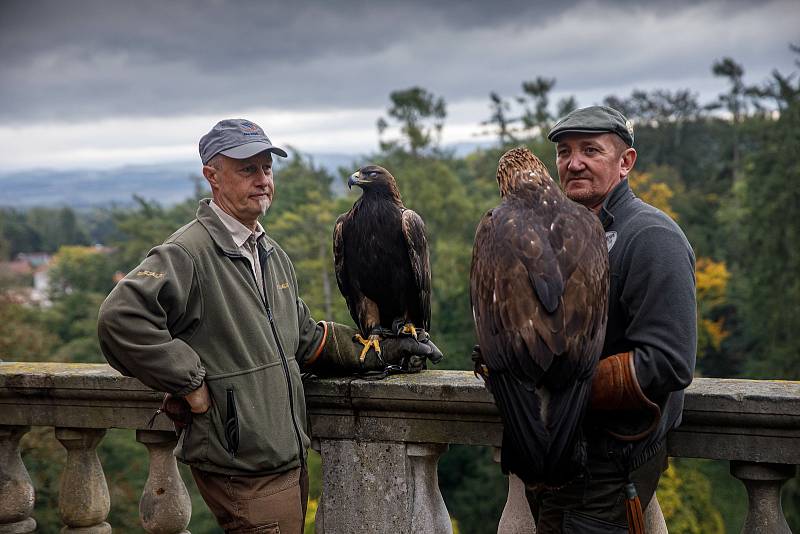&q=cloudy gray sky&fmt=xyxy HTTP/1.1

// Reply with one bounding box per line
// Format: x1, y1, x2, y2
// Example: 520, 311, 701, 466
0, 0, 797, 171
